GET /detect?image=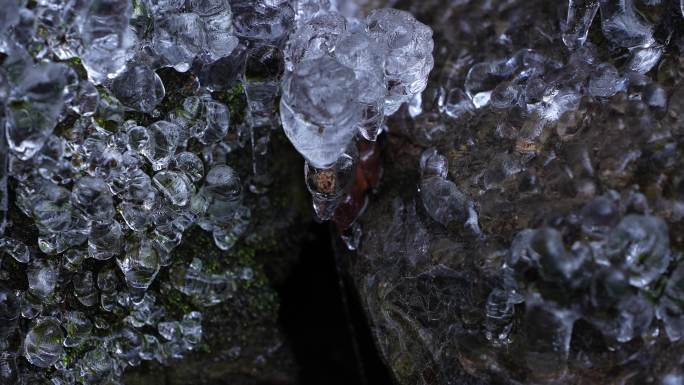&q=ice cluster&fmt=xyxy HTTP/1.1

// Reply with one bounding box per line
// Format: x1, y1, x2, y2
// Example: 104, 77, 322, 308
0, 0, 296, 382
497, 194, 674, 356
352, 0, 684, 384
279, 4, 433, 245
